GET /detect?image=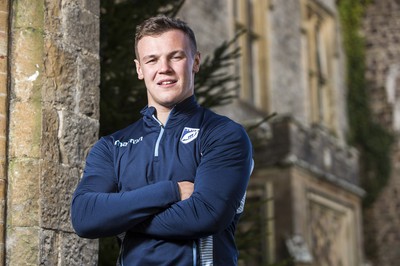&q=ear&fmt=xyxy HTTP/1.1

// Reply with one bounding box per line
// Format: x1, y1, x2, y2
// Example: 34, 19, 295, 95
134, 59, 144, 80
192, 52, 201, 73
